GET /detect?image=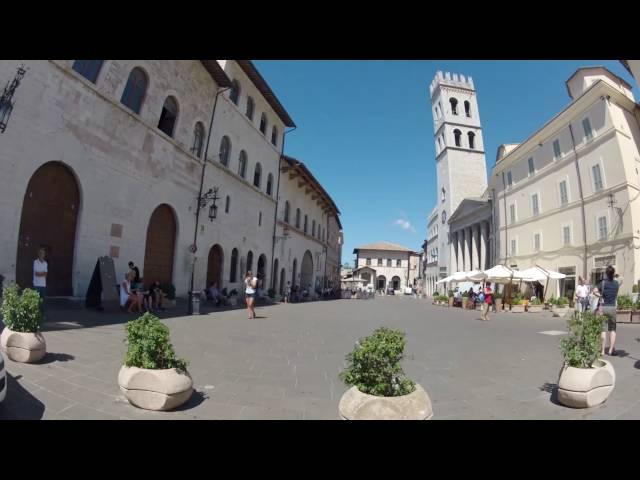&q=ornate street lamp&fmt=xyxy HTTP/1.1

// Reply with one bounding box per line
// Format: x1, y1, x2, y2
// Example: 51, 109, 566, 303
198, 187, 220, 221
0, 65, 26, 134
